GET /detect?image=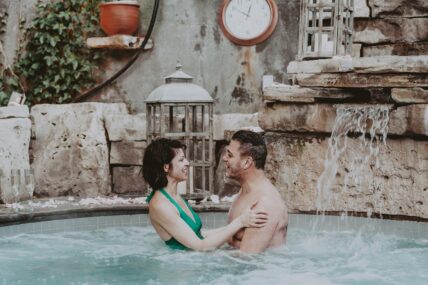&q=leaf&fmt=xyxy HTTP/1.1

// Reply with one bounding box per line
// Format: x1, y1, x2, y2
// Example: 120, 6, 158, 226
49, 37, 56, 47
72, 60, 78, 71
